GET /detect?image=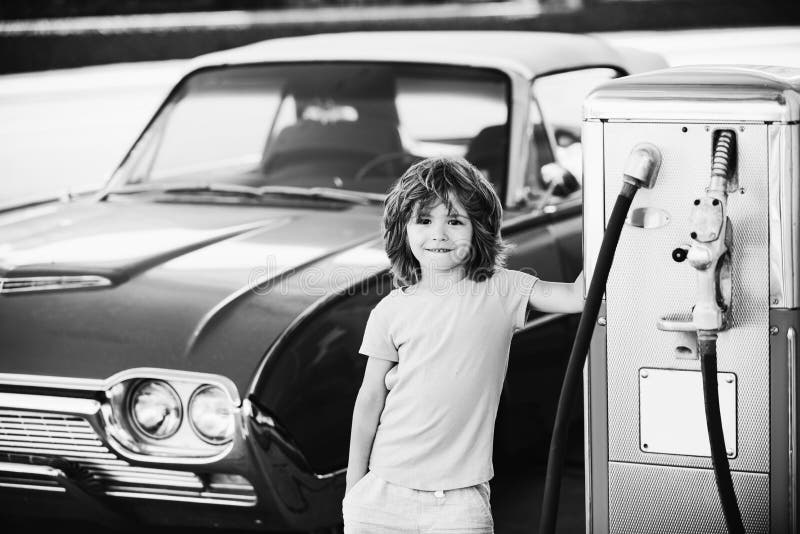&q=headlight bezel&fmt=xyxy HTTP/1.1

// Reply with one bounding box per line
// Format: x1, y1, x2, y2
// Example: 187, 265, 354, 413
103, 368, 240, 463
